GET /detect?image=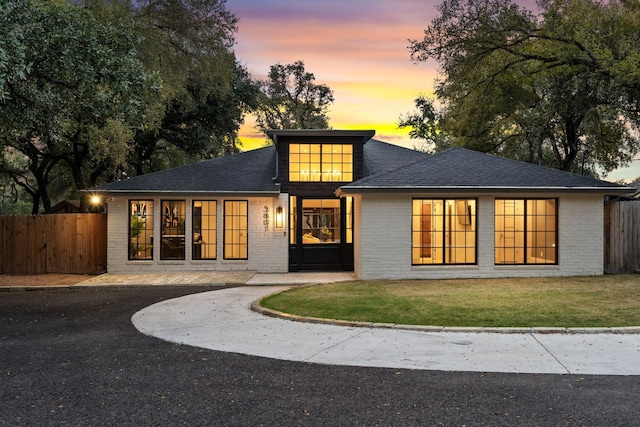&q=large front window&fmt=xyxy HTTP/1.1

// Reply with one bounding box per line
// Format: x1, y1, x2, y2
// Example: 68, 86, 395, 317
161, 200, 185, 260
224, 201, 248, 259
495, 199, 557, 264
412, 199, 476, 265
129, 200, 153, 260
289, 143, 353, 182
